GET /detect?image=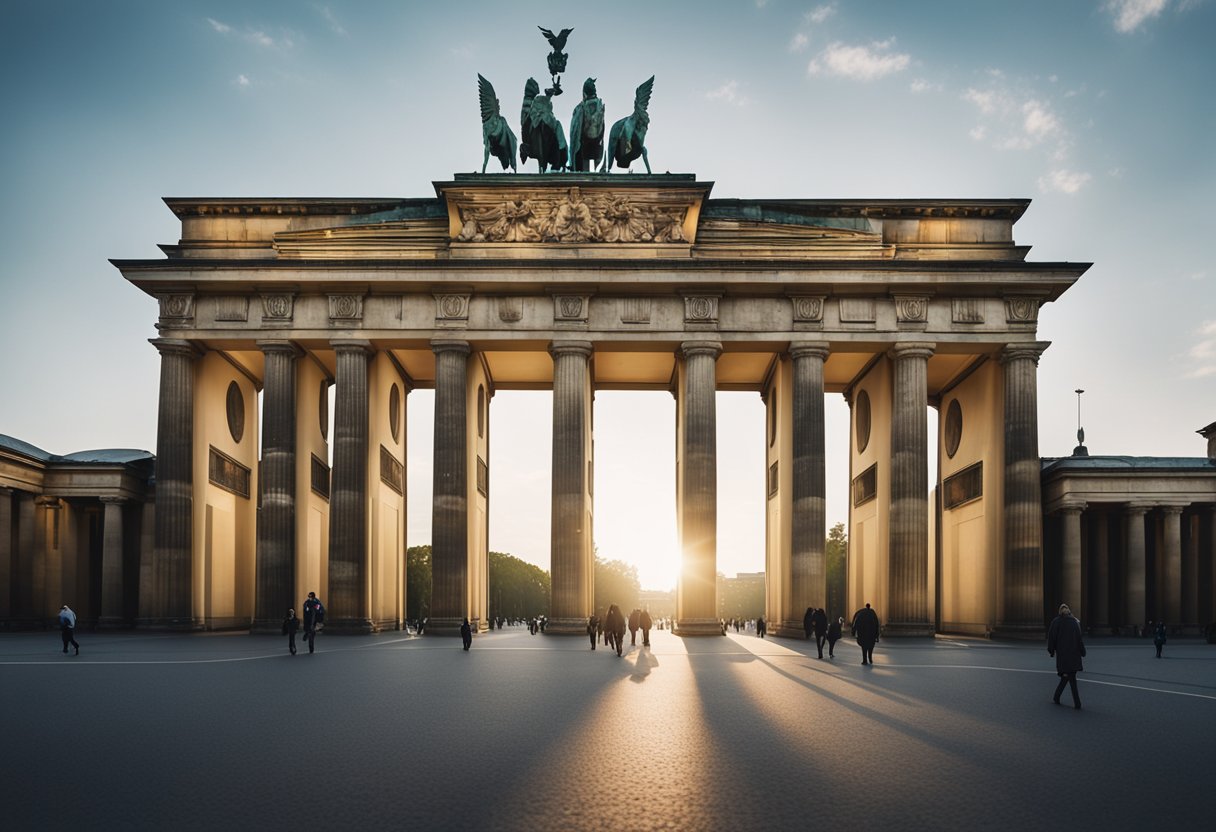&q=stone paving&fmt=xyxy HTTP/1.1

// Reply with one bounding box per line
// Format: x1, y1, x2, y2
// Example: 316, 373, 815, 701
2, 627, 1213, 830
